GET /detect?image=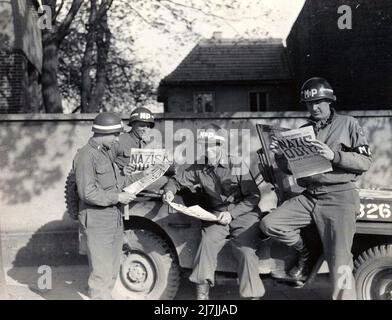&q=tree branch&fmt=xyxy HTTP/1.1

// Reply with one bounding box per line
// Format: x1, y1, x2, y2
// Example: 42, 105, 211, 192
126, 4, 159, 30
95, 0, 114, 20
160, 0, 240, 22
57, 0, 83, 43
52, 0, 65, 23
